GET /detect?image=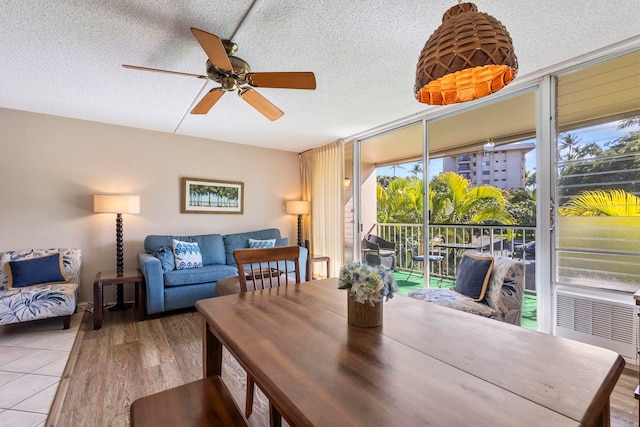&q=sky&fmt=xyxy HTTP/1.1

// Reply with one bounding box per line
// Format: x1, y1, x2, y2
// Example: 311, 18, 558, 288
376, 120, 635, 180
